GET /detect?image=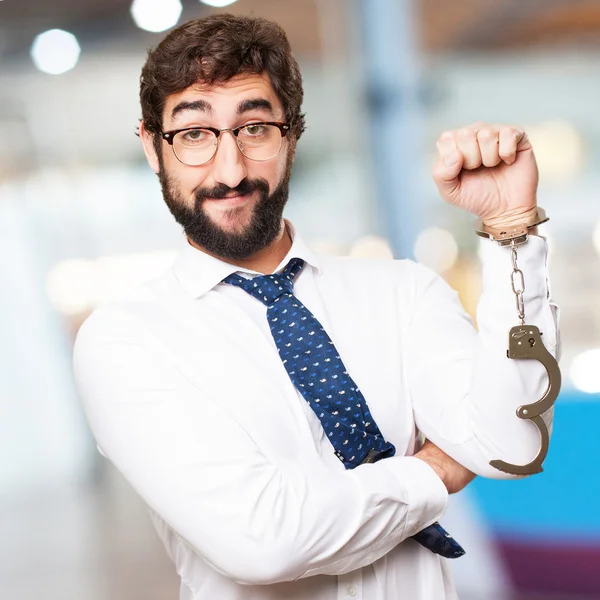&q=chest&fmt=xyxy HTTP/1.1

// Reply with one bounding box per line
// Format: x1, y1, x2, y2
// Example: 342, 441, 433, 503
139, 274, 417, 463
